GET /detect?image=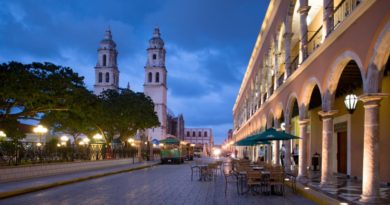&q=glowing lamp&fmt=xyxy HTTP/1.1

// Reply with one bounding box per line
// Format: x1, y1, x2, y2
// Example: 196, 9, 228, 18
344, 94, 358, 114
